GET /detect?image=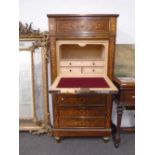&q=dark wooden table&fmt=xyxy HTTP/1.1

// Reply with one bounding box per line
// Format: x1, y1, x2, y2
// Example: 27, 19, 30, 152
112, 77, 135, 148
